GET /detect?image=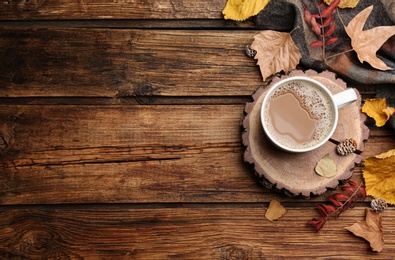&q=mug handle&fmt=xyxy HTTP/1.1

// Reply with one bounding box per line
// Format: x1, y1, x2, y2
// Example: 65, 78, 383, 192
333, 88, 357, 109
